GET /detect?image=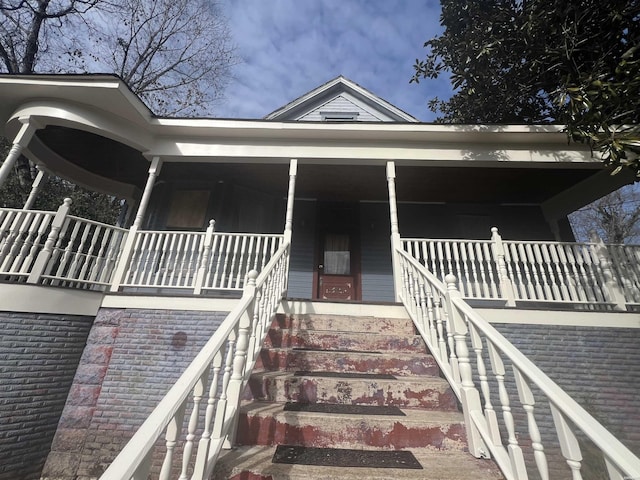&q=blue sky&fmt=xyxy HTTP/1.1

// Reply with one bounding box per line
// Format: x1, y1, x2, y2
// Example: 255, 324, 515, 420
217, 1, 450, 121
